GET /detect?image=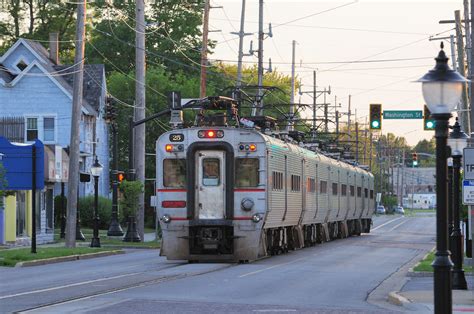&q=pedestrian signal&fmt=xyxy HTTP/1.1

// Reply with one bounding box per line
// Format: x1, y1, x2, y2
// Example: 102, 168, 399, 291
369, 104, 382, 130
423, 105, 435, 130
117, 171, 125, 183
